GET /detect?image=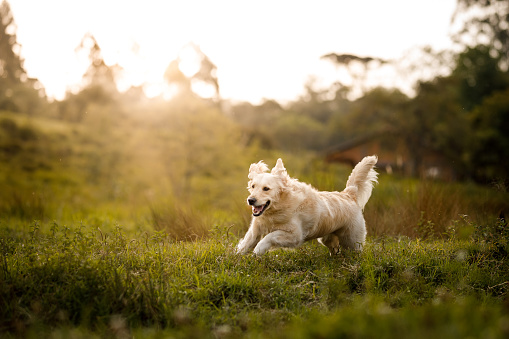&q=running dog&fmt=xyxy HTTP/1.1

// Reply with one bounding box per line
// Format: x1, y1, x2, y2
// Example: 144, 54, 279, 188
236, 156, 378, 255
